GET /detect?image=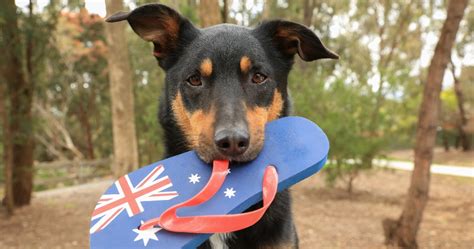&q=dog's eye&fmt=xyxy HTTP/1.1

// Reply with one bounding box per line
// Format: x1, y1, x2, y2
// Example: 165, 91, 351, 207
251, 73, 267, 84
186, 74, 202, 86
